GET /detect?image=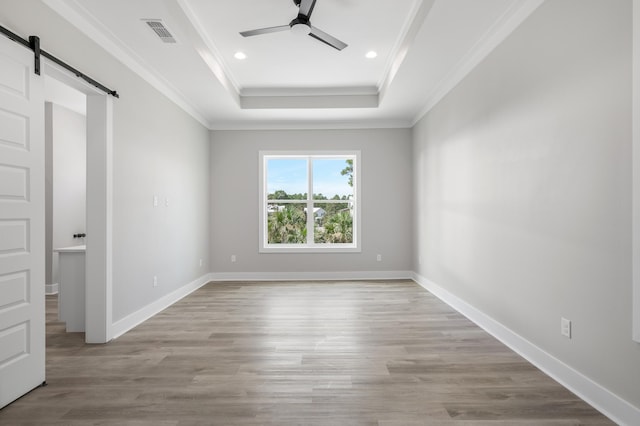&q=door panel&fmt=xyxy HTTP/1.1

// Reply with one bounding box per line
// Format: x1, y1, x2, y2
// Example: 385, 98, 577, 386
0, 35, 45, 409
